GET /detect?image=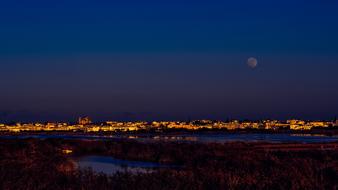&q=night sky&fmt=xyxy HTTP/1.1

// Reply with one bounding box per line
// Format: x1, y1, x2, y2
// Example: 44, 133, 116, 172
1, 0, 338, 122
